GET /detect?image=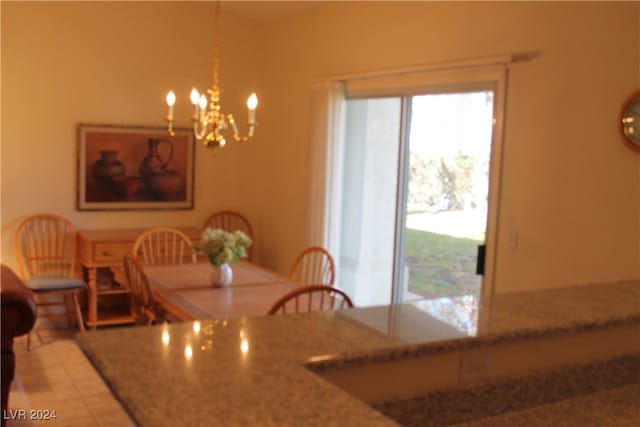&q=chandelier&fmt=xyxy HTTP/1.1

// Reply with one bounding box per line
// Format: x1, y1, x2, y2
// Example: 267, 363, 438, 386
164, 1, 258, 150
